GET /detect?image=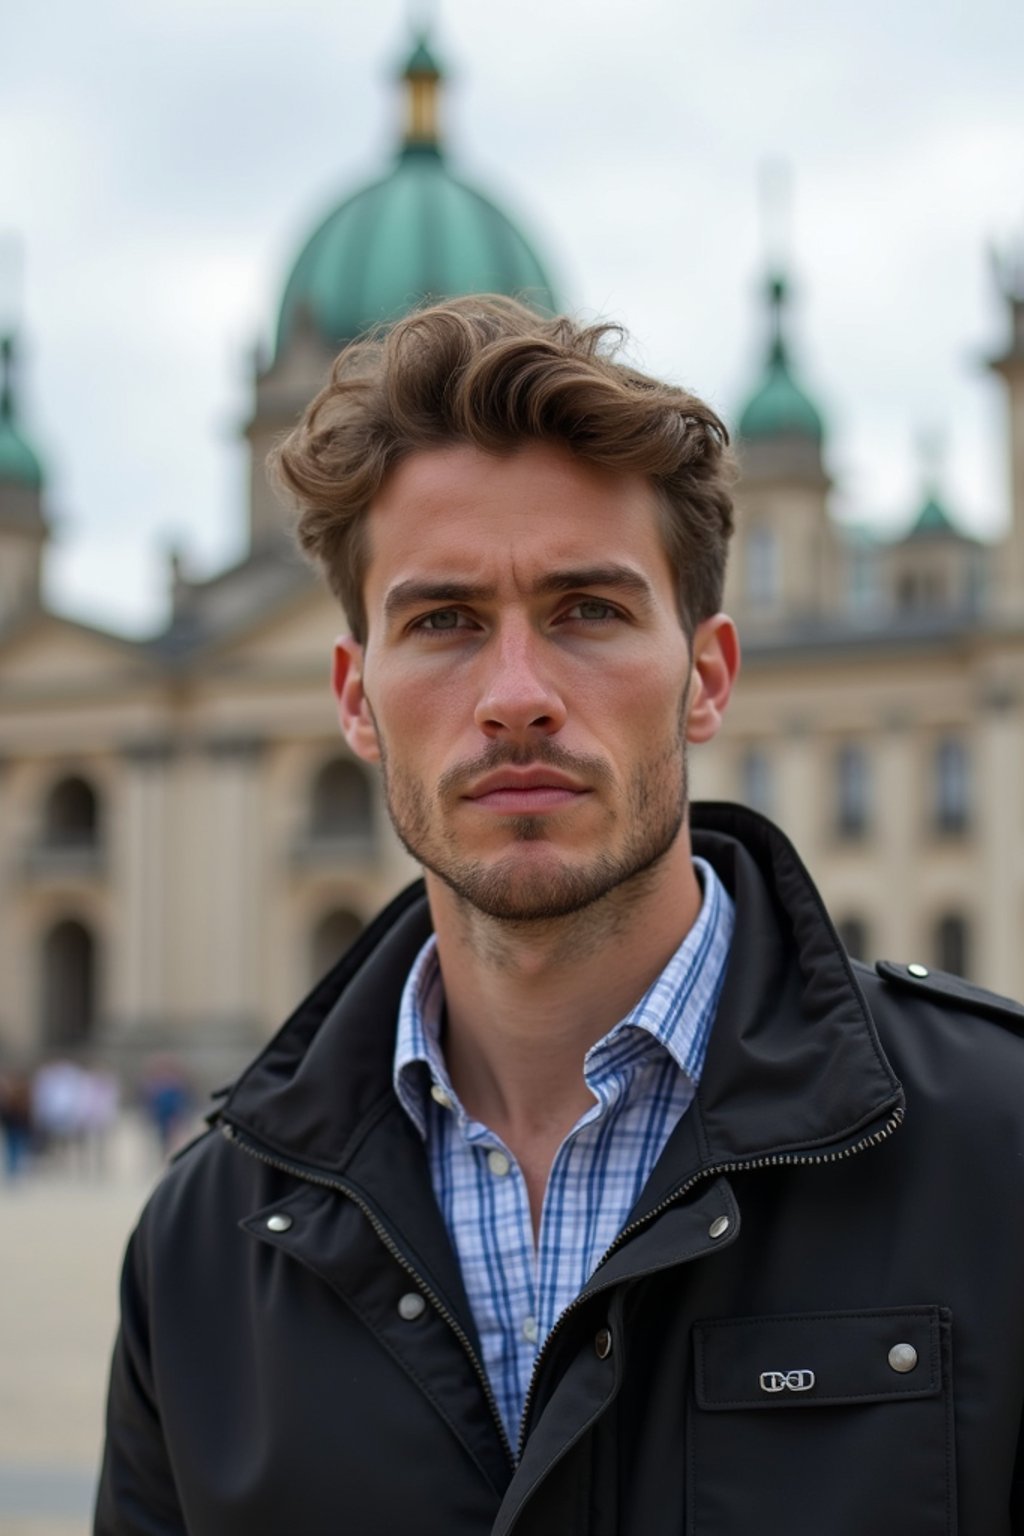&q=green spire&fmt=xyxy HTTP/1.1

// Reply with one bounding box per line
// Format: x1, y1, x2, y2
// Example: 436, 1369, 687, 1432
739, 269, 824, 442
0, 334, 44, 489
909, 495, 958, 536
402, 33, 442, 79
907, 433, 960, 538
766, 273, 789, 366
